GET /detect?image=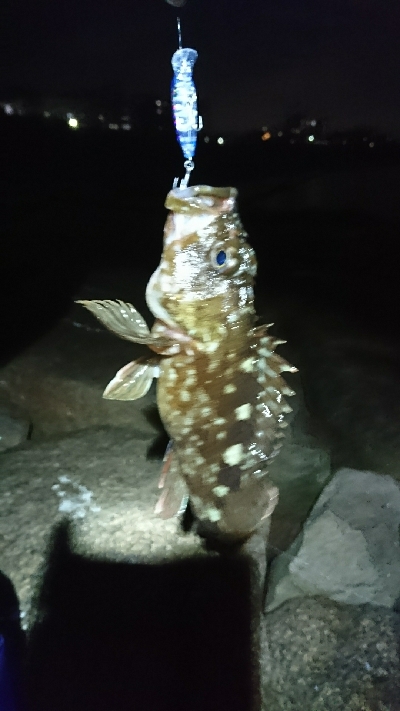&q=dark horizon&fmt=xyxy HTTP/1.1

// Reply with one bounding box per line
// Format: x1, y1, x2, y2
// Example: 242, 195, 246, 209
2, 0, 400, 137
